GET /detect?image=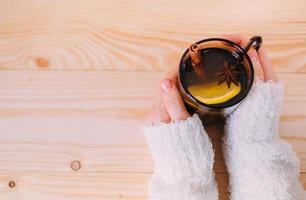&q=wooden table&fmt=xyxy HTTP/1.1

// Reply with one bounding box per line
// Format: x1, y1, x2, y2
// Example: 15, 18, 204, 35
0, 0, 305, 199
